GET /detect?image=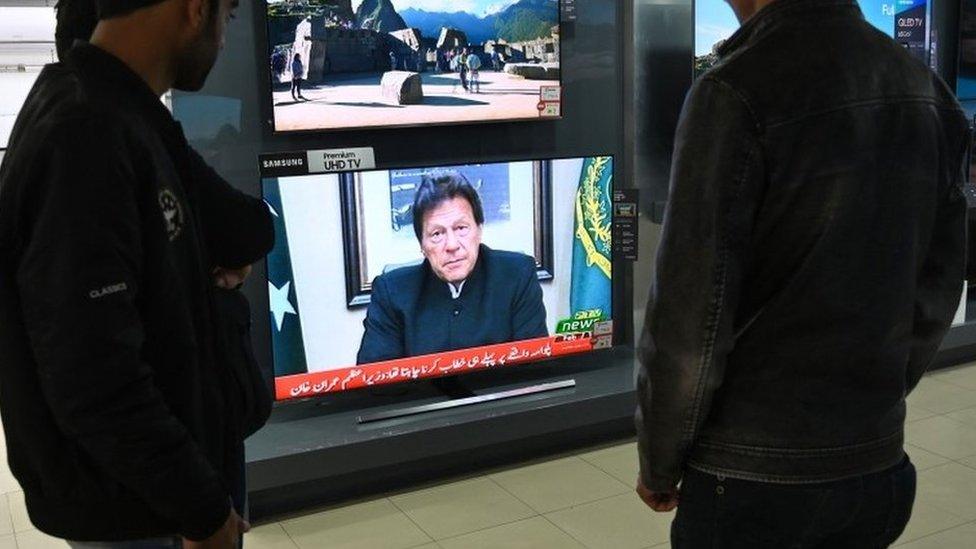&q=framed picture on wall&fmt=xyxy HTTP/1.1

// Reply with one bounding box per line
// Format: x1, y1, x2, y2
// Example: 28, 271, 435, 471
340, 160, 555, 308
